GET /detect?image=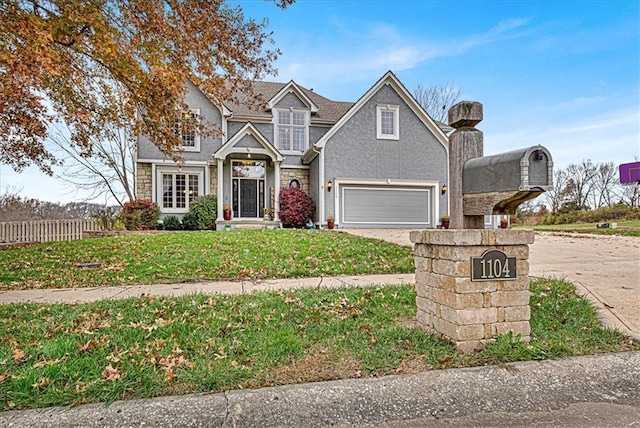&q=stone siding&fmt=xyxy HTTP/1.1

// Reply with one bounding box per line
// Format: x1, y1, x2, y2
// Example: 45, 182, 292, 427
281, 168, 310, 191
411, 229, 535, 353
209, 165, 218, 196
136, 163, 152, 200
